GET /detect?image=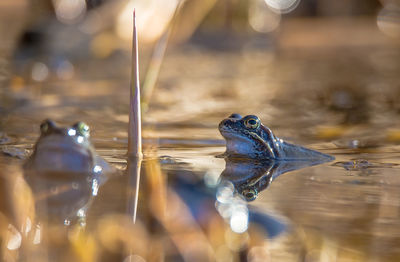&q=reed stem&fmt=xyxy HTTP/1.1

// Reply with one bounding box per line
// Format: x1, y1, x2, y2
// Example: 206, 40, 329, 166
128, 9, 143, 158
